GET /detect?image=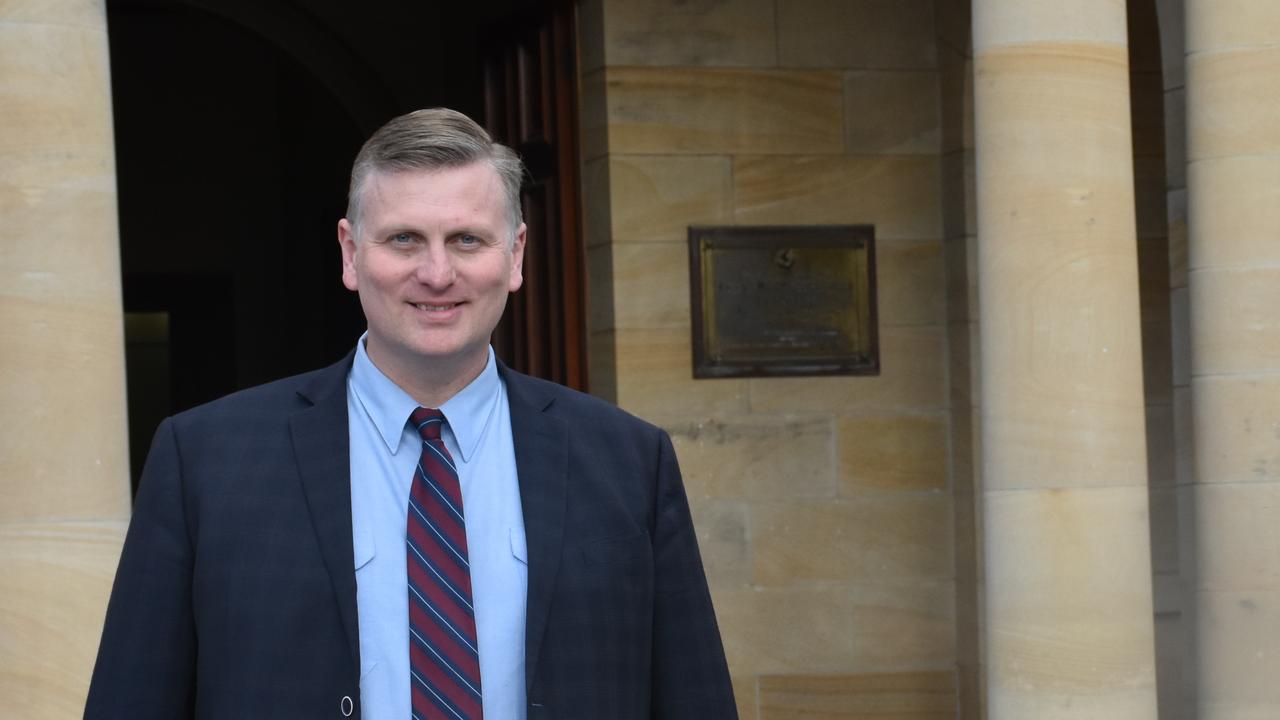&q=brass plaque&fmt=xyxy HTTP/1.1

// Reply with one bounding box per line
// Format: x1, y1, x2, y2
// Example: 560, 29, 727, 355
689, 225, 878, 378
